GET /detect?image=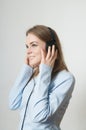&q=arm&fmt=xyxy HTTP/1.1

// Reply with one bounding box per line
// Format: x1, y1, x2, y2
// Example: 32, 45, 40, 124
9, 64, 33, 110
30, 64, 75, 122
